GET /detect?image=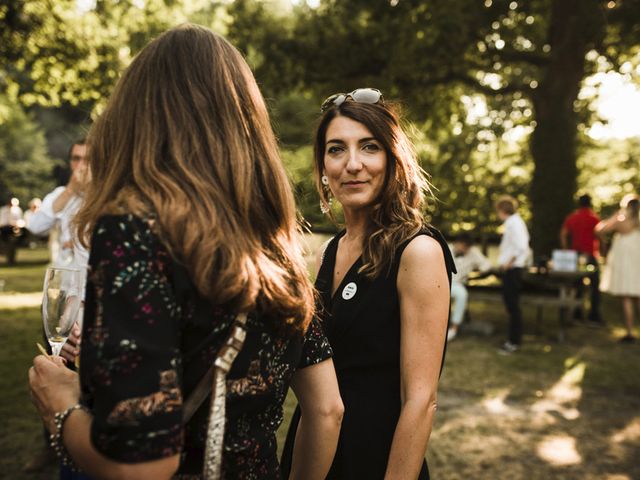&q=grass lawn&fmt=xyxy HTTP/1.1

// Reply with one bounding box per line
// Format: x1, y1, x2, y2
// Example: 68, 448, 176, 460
1, 247, 639, 479
0, 247, 50, 293
431, 296, 640, 479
